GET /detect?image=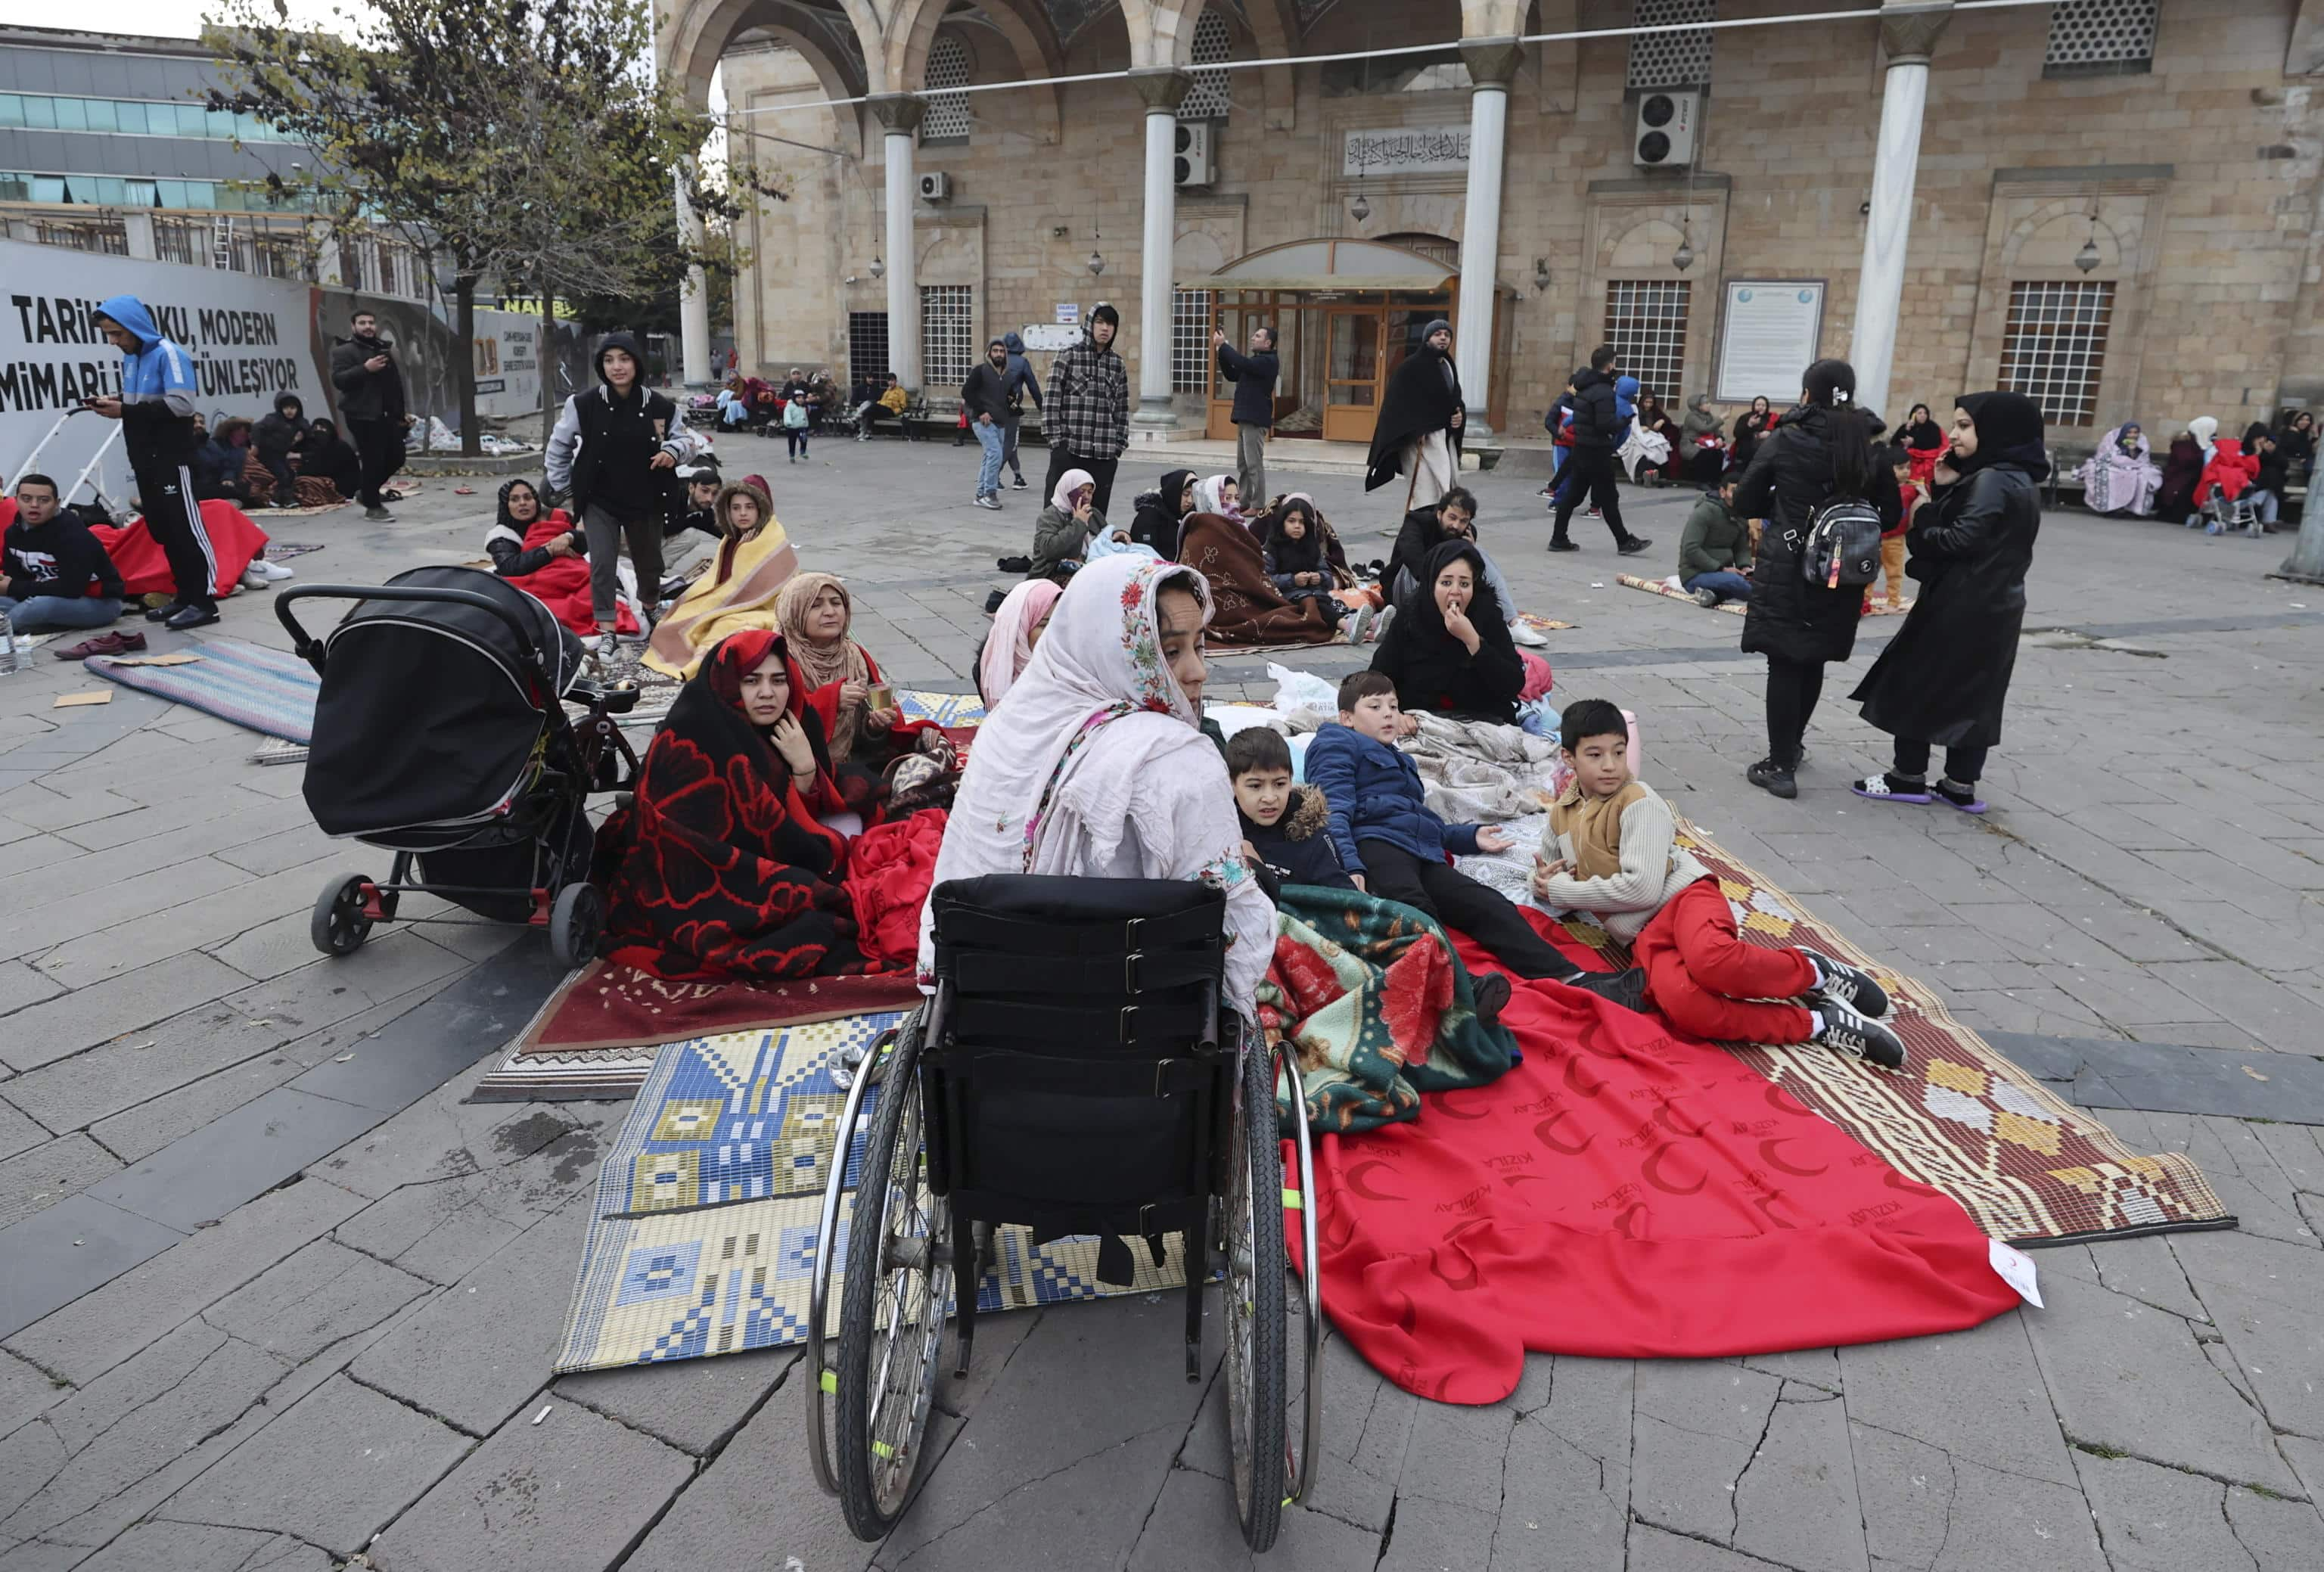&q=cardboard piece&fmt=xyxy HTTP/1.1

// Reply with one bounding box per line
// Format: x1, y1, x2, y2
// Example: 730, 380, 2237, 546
52, 691, 112, 707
